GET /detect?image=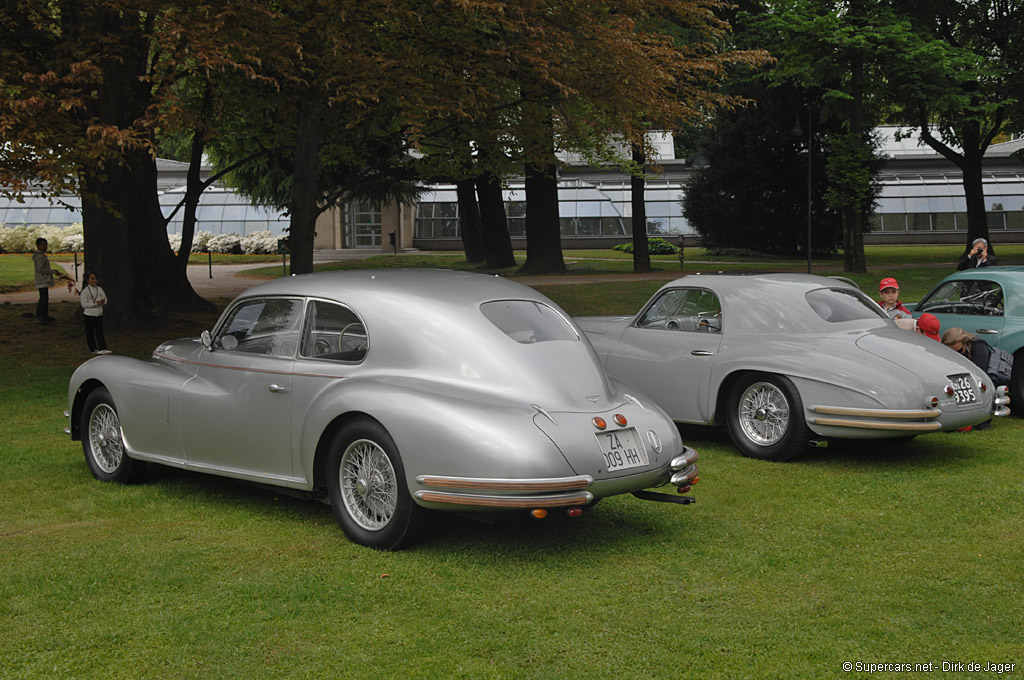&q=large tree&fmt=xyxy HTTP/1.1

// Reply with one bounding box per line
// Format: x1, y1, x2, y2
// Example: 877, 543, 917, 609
888, 0, 1024, 254
1, 1, 264, 326
746, 0, 908, 273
